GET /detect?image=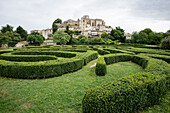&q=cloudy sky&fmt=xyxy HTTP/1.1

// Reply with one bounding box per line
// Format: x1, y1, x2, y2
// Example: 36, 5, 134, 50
0, 0, 170, 33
